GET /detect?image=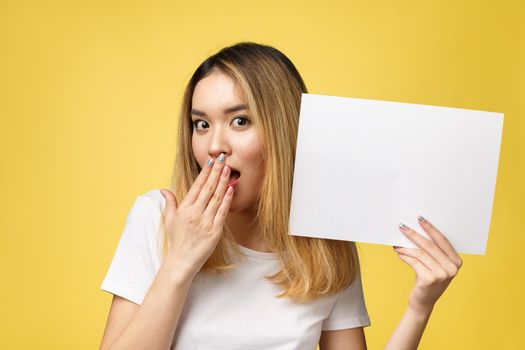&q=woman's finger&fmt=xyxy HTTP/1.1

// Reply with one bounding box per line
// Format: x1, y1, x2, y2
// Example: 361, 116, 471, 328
202, 165, 231, 219
213, 185, 234, 234
396, 252, 433, 281
194, 153, 227, 211
417, 216, 463, 268
394, 246, 453, 280
399, 223, 454, 268
159, 189, 178, 222
184, 157, 215, 205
